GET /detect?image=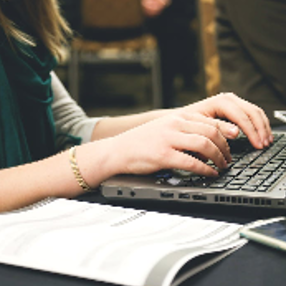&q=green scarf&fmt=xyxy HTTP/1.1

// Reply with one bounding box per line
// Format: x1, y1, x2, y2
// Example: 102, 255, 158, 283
0, 12, 57, 168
